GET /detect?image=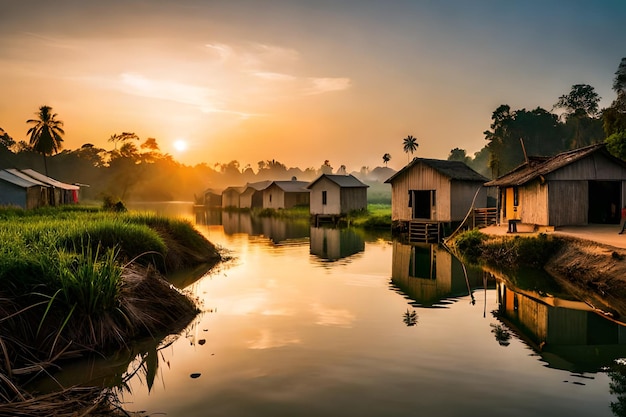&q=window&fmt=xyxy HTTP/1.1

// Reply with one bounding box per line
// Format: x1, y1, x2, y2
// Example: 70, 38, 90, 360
513, 187, 519, 206
269, 194, 272, 203
408, 190, 413, 207
322, 190, 327, 205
